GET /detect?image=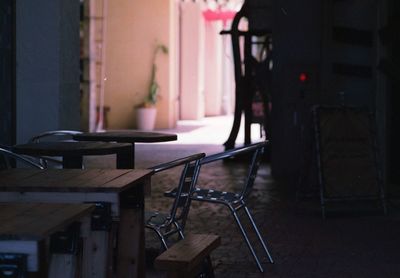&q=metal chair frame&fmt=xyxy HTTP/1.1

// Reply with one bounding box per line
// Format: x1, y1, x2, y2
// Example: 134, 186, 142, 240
27, 130, 83, 168
0, 147, 44, 169
191, 141, 273, 272
145, 152, 205, 250
28, 130, 83, 143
